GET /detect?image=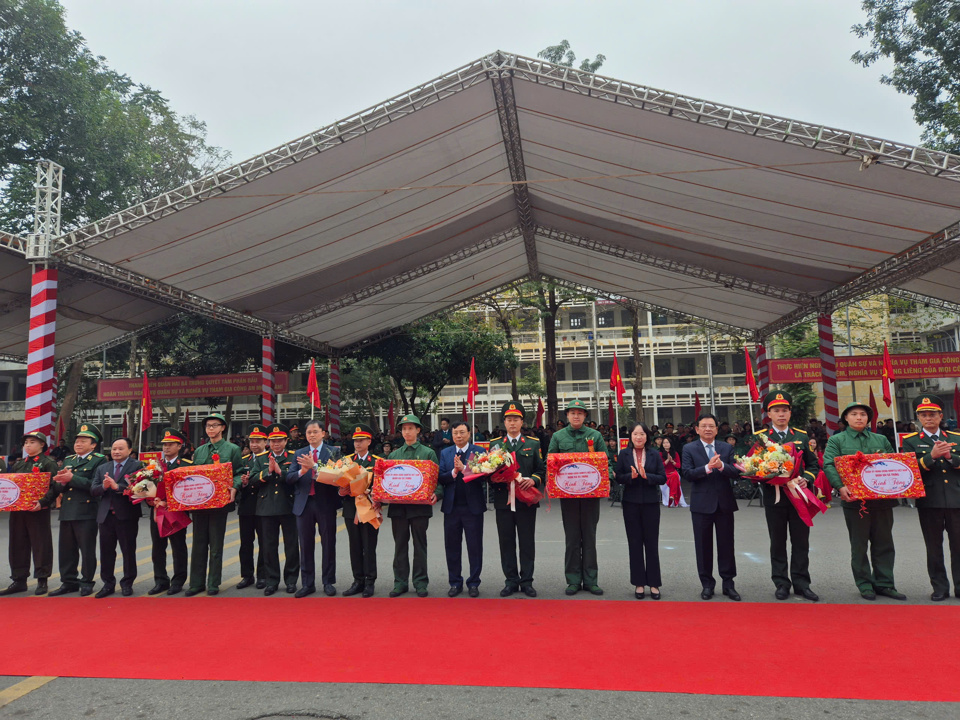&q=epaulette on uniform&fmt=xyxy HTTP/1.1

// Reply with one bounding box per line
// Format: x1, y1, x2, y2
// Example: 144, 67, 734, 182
901, 432, 918, 439
255, 450, 270, 456
791, 427, 808, 434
